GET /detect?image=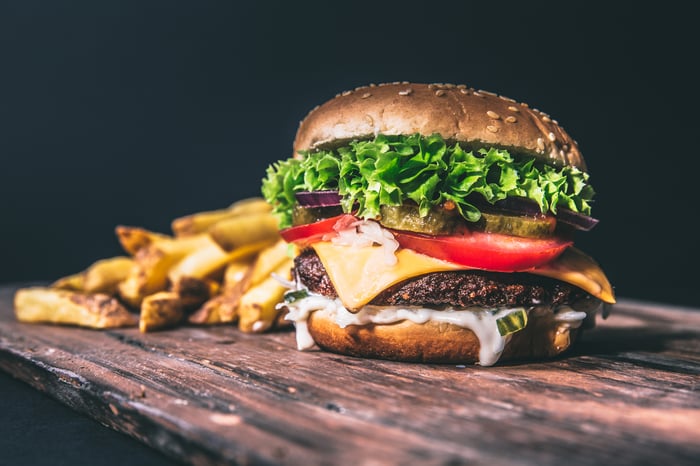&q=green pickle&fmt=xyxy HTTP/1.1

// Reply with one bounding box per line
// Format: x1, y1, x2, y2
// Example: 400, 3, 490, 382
379, 205, 460, 235
476, 212, 556, 238
292, 205, 344, 226
293, 203, 556, 239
